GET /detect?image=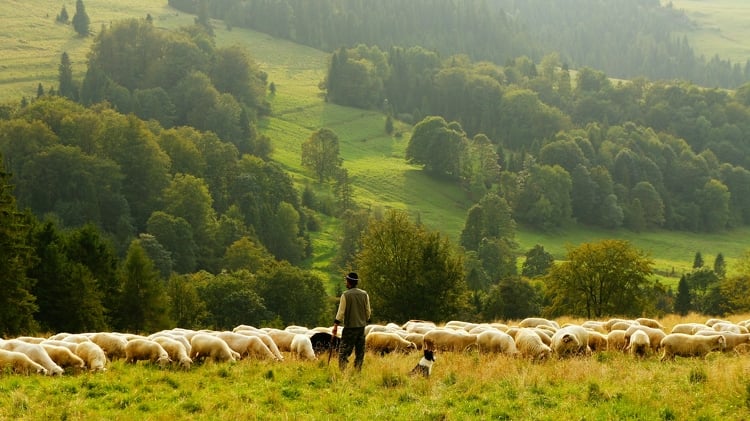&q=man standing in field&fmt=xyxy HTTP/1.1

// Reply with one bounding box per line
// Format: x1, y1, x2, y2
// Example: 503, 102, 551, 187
333, 272, 371, 372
